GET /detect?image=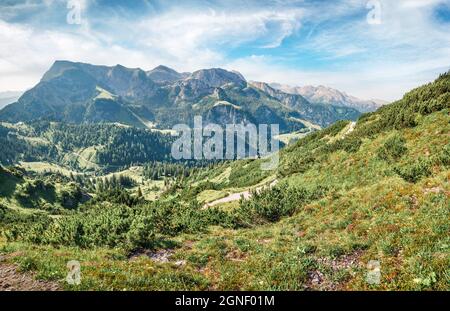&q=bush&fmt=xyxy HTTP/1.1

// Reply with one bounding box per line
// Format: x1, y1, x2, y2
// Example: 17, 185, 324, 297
228, 160, 270, 188
435, 143, 450, 167
14, 179, 57, 208
126, 214, 156, 248
340, 136, 363, 153
87, 187, 142, 207
151, 200, 209, 235
278, 152, 315, 177
8, 204, 145, 248
0, 203, 6, 221
394, 158, 432, 183
321, 136, 363, 154
58, 182, 82, 209
4, 197, 218, 250
377, 134, 407, 162
236, 185, 327, 226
